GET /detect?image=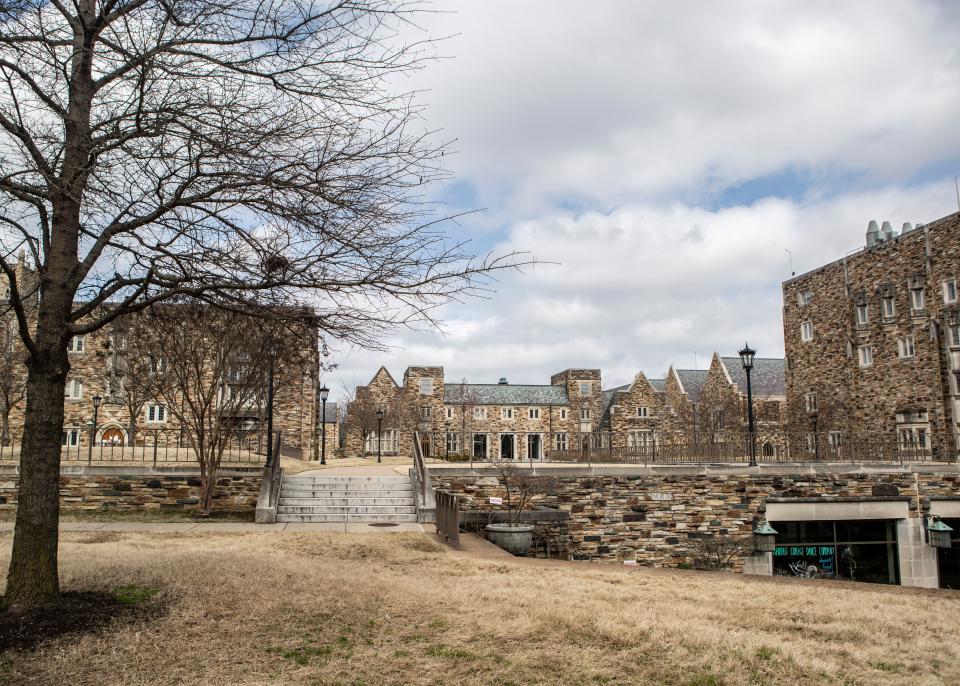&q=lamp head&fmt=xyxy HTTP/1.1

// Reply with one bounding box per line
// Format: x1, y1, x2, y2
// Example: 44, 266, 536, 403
738, 343, 756, 371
